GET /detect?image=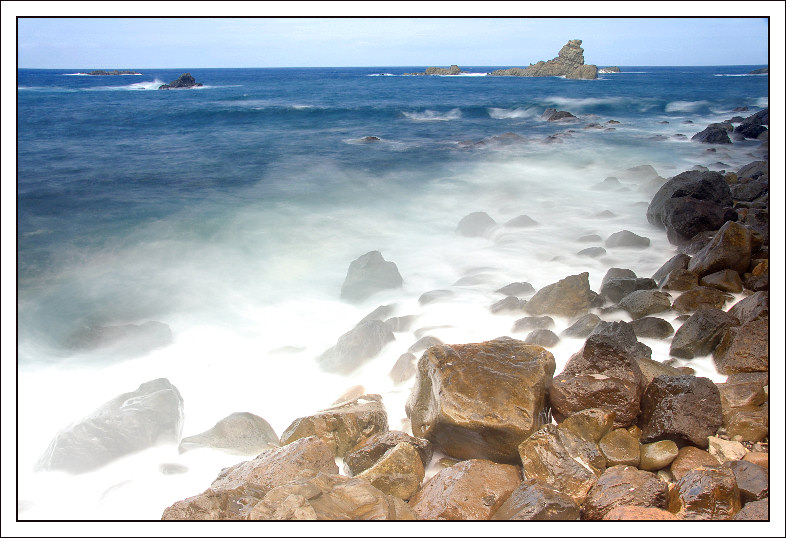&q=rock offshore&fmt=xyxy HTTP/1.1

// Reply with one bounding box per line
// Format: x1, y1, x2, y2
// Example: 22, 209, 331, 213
340, 250, 404, 303
489, 39, 598, 79
178, 412, 279, 456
